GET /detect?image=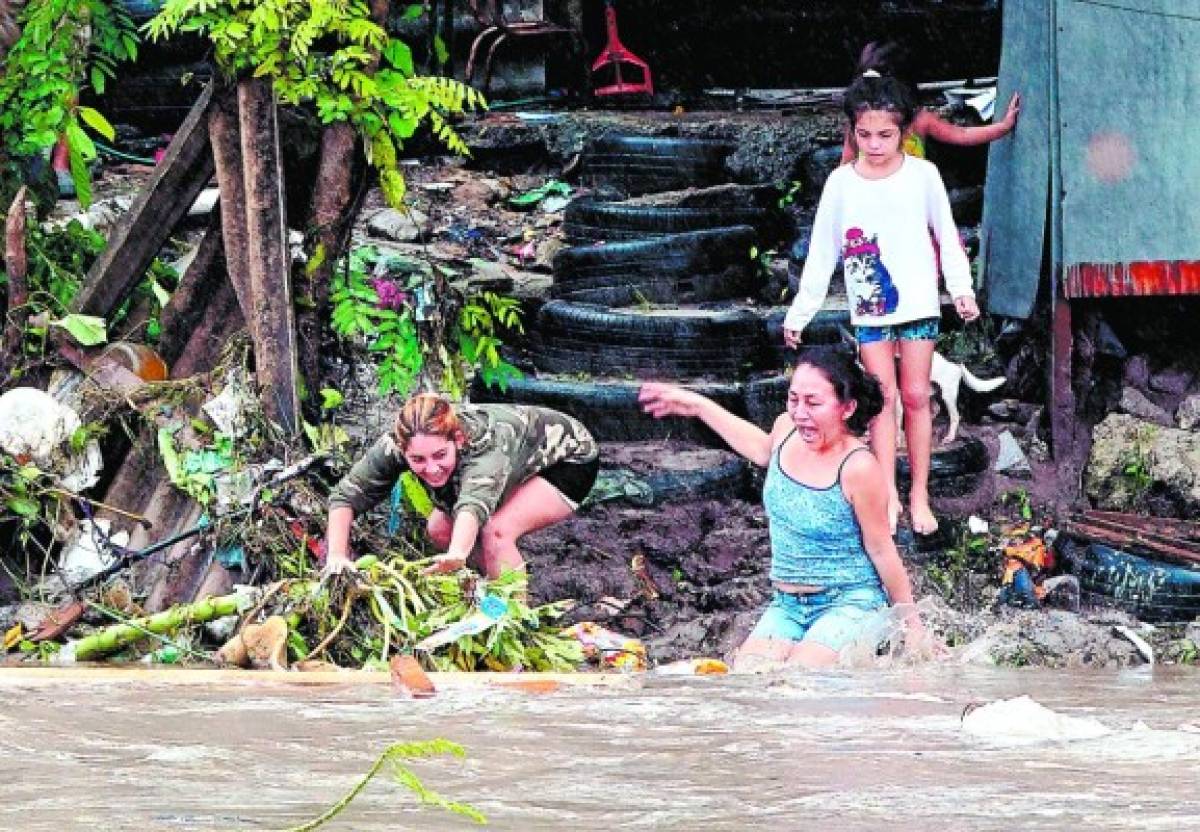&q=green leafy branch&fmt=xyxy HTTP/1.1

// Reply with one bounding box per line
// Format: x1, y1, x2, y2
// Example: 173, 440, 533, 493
279, 739, 485, 831
0, 0, 136, 207
146, 0, 486, 209
329, 246, 522, 398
